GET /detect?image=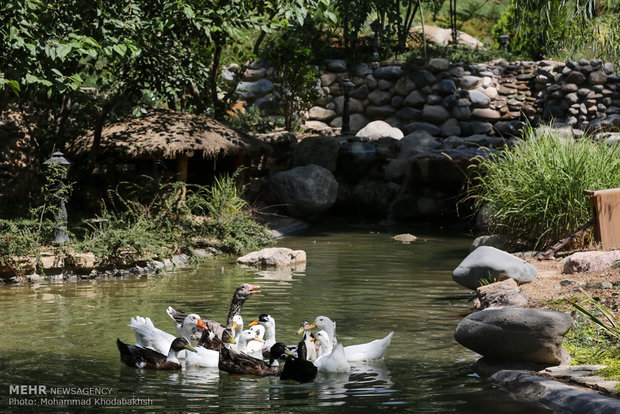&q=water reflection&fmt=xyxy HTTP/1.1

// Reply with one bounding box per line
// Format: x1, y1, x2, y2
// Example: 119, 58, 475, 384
0, 226, 554, 412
